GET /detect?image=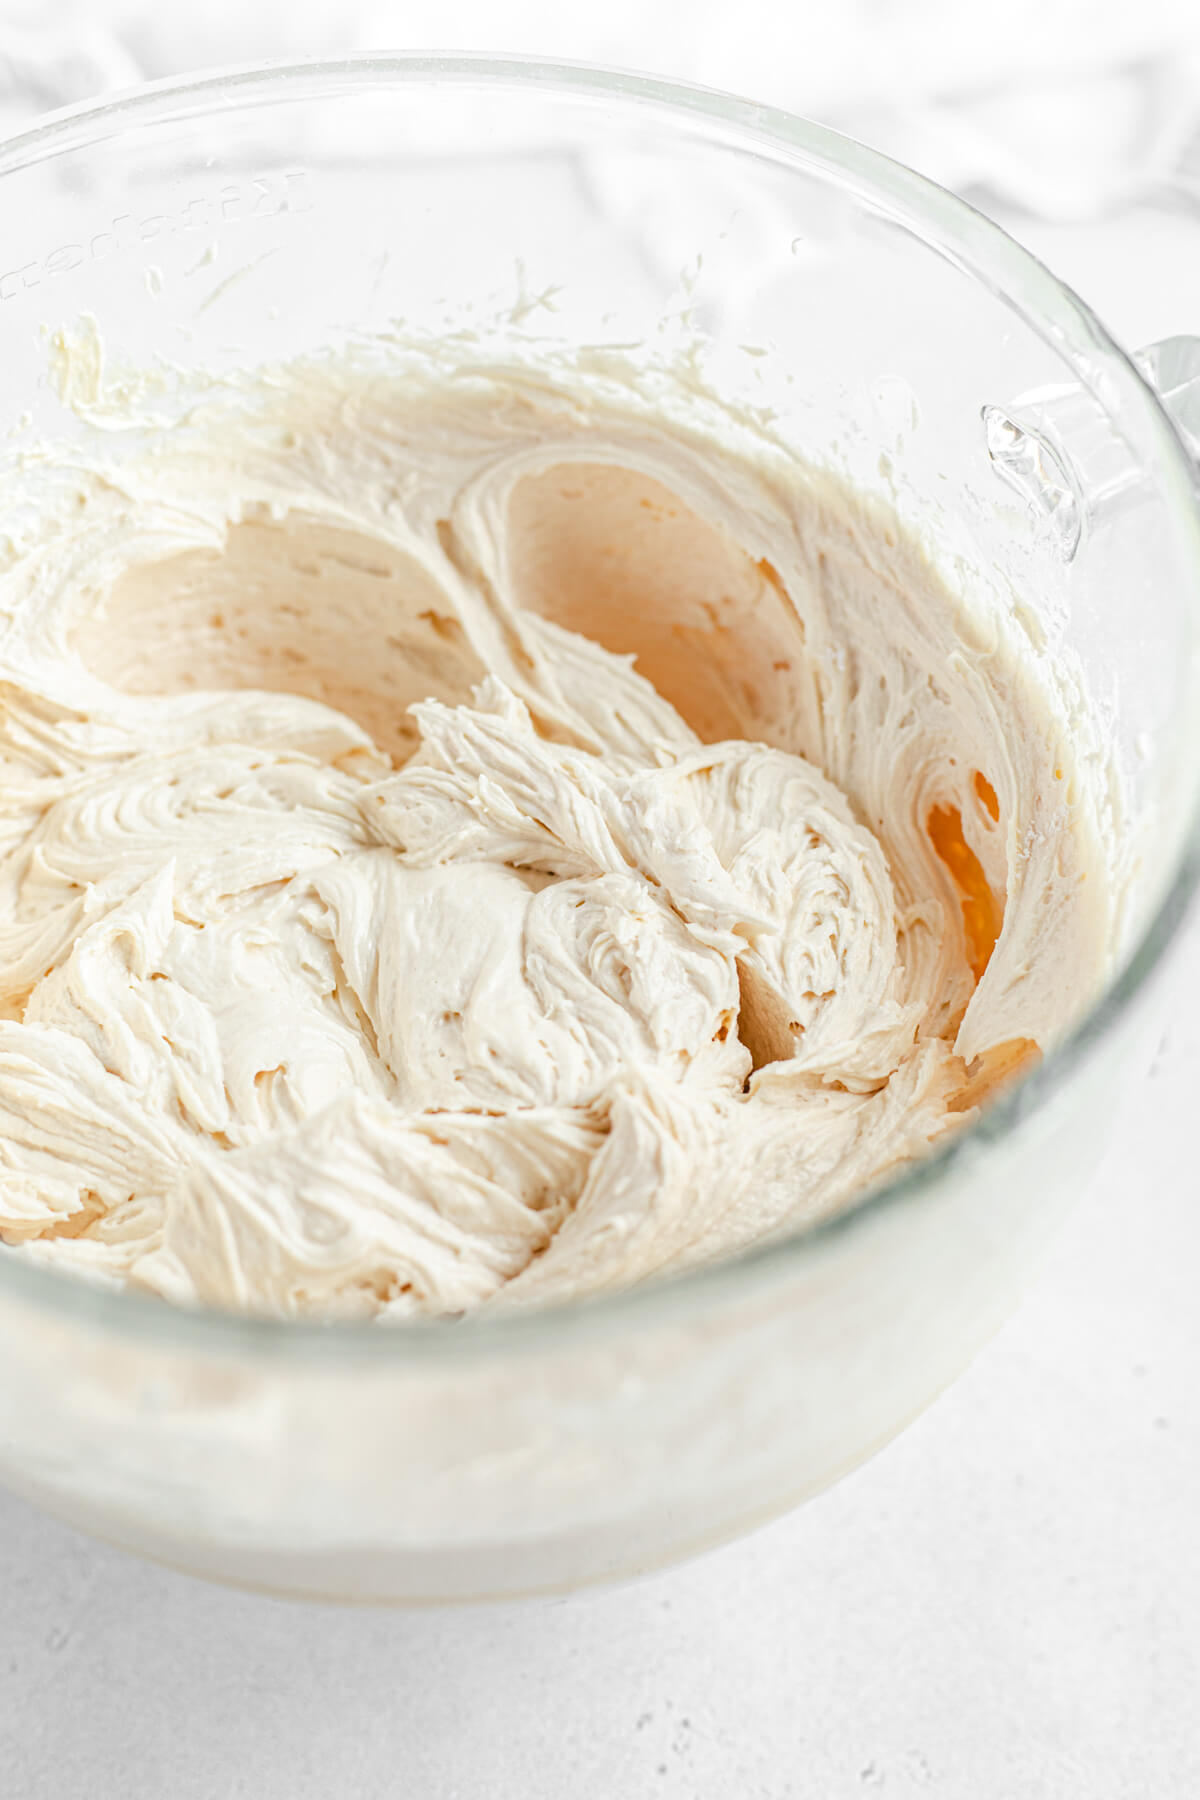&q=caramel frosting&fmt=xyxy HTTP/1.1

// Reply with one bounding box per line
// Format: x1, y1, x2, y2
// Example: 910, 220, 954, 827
0, 346, 1113, 1317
